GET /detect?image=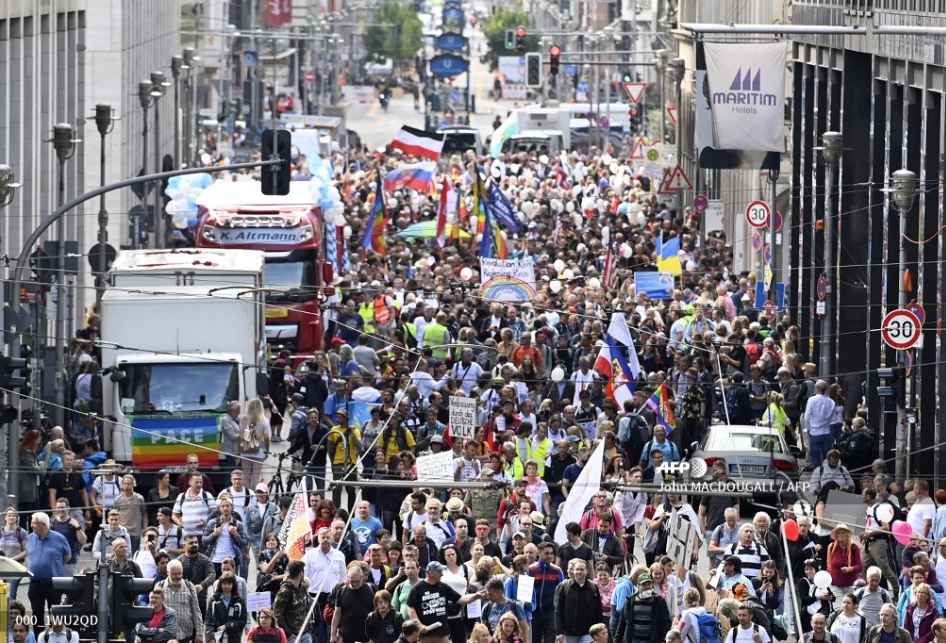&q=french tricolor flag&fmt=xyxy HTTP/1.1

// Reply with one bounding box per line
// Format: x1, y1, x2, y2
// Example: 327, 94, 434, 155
390, 125, 445, 161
